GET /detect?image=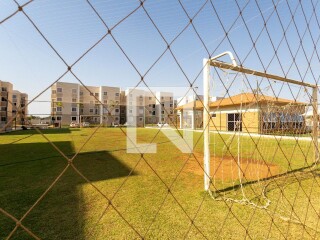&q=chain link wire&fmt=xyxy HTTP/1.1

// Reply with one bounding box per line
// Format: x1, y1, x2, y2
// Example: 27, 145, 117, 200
1, 0, 320, 239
